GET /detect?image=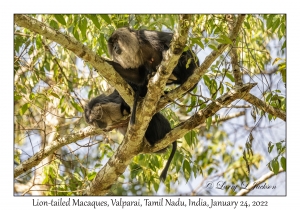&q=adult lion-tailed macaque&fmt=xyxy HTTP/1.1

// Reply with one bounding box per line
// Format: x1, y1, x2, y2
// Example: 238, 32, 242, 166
105, 27, 199, 124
